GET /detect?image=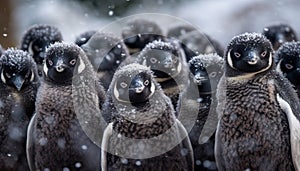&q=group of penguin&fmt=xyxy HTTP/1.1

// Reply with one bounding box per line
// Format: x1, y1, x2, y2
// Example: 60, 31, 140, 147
0, 17, 300, 171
